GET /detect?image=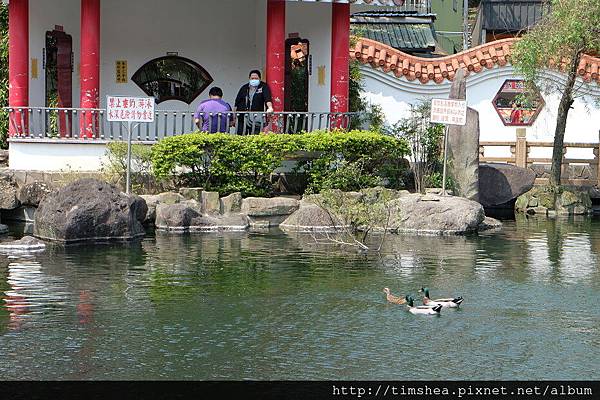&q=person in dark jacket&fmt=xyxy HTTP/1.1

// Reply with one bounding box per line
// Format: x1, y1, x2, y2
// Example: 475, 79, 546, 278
234, 70, 274, 134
